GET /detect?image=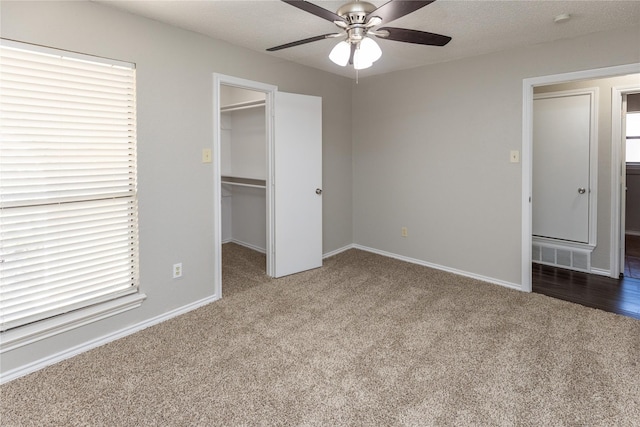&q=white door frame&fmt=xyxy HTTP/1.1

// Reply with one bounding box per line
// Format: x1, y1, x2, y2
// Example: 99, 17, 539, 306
521, 63, 640, 292
611, 85, 640, 277
212, 74, 277, 299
